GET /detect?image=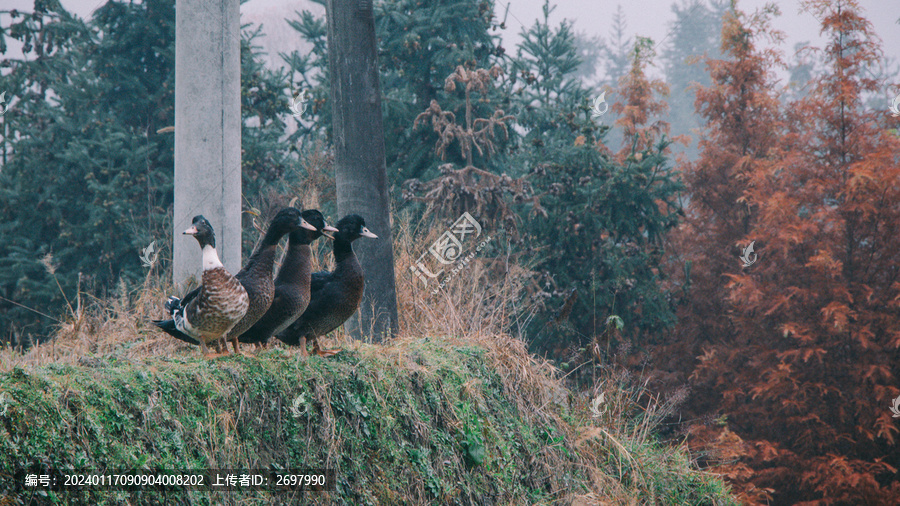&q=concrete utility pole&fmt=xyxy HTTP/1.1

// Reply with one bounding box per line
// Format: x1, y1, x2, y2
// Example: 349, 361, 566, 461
173, 0, 242, 283
326, 0, 399, 341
